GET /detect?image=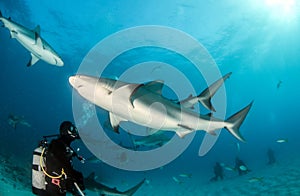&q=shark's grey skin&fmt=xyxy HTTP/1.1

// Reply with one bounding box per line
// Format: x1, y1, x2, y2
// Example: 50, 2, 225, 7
8, 114, 31, 130
84, 173, 145, 196
69, 72, 252, 142
0, 11, 63, 67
